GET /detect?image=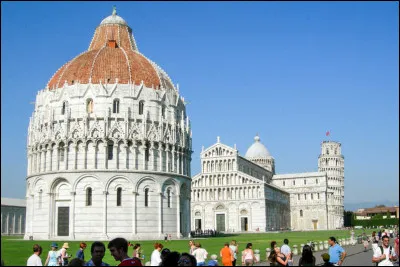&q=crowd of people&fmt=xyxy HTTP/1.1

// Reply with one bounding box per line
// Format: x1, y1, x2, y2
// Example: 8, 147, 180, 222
18, 228, 400, 266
